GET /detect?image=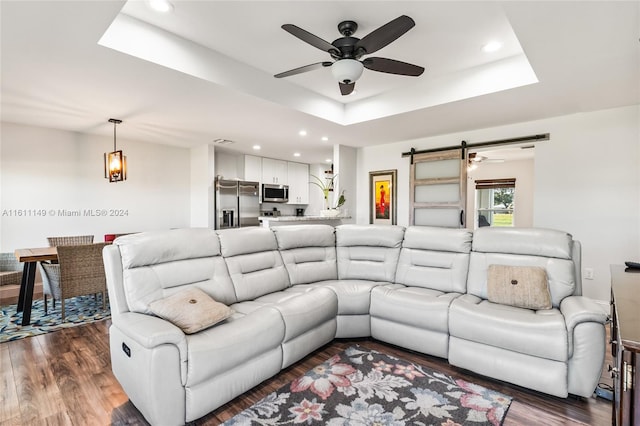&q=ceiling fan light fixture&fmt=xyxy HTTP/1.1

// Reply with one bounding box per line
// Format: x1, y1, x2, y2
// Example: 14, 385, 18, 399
331, 59, 364, 84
